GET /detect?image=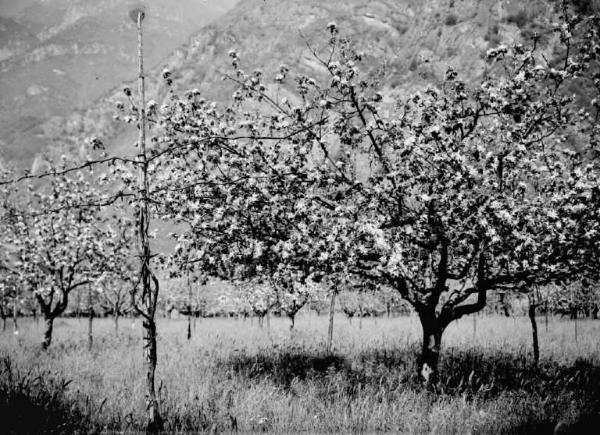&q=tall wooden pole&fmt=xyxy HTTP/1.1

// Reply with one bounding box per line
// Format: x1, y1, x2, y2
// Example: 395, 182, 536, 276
87, 283, 94, 350
326, 289, 337, 353
571, 286, 578, 343
544, 298, 549, 333
12, 283, 18, 335
76, 288, 81, 323
134, 8, 162, 432
186, 266, 192, 341
1, 284, 6, 332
